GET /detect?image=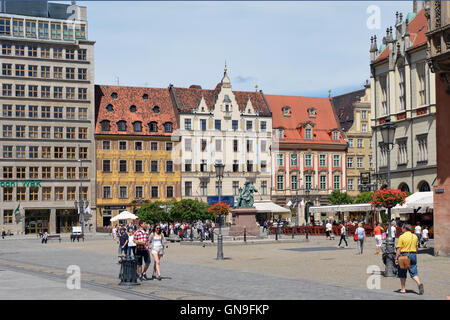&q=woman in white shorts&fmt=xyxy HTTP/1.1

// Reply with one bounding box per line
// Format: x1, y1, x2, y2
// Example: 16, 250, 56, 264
150, 225, 166, 280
